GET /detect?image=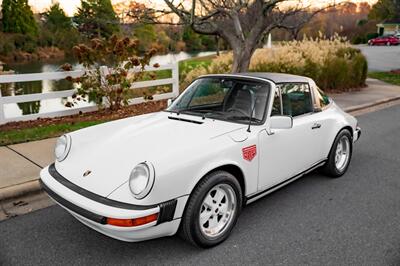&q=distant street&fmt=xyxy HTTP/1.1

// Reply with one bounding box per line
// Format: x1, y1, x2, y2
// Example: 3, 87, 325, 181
357, 45, 400, 72
1, 104, 400, 265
